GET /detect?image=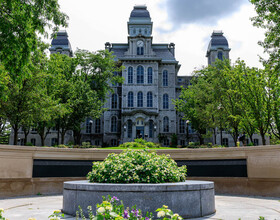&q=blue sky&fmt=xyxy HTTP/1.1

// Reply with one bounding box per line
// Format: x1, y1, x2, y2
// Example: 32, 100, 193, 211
57, 0, 266, 75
